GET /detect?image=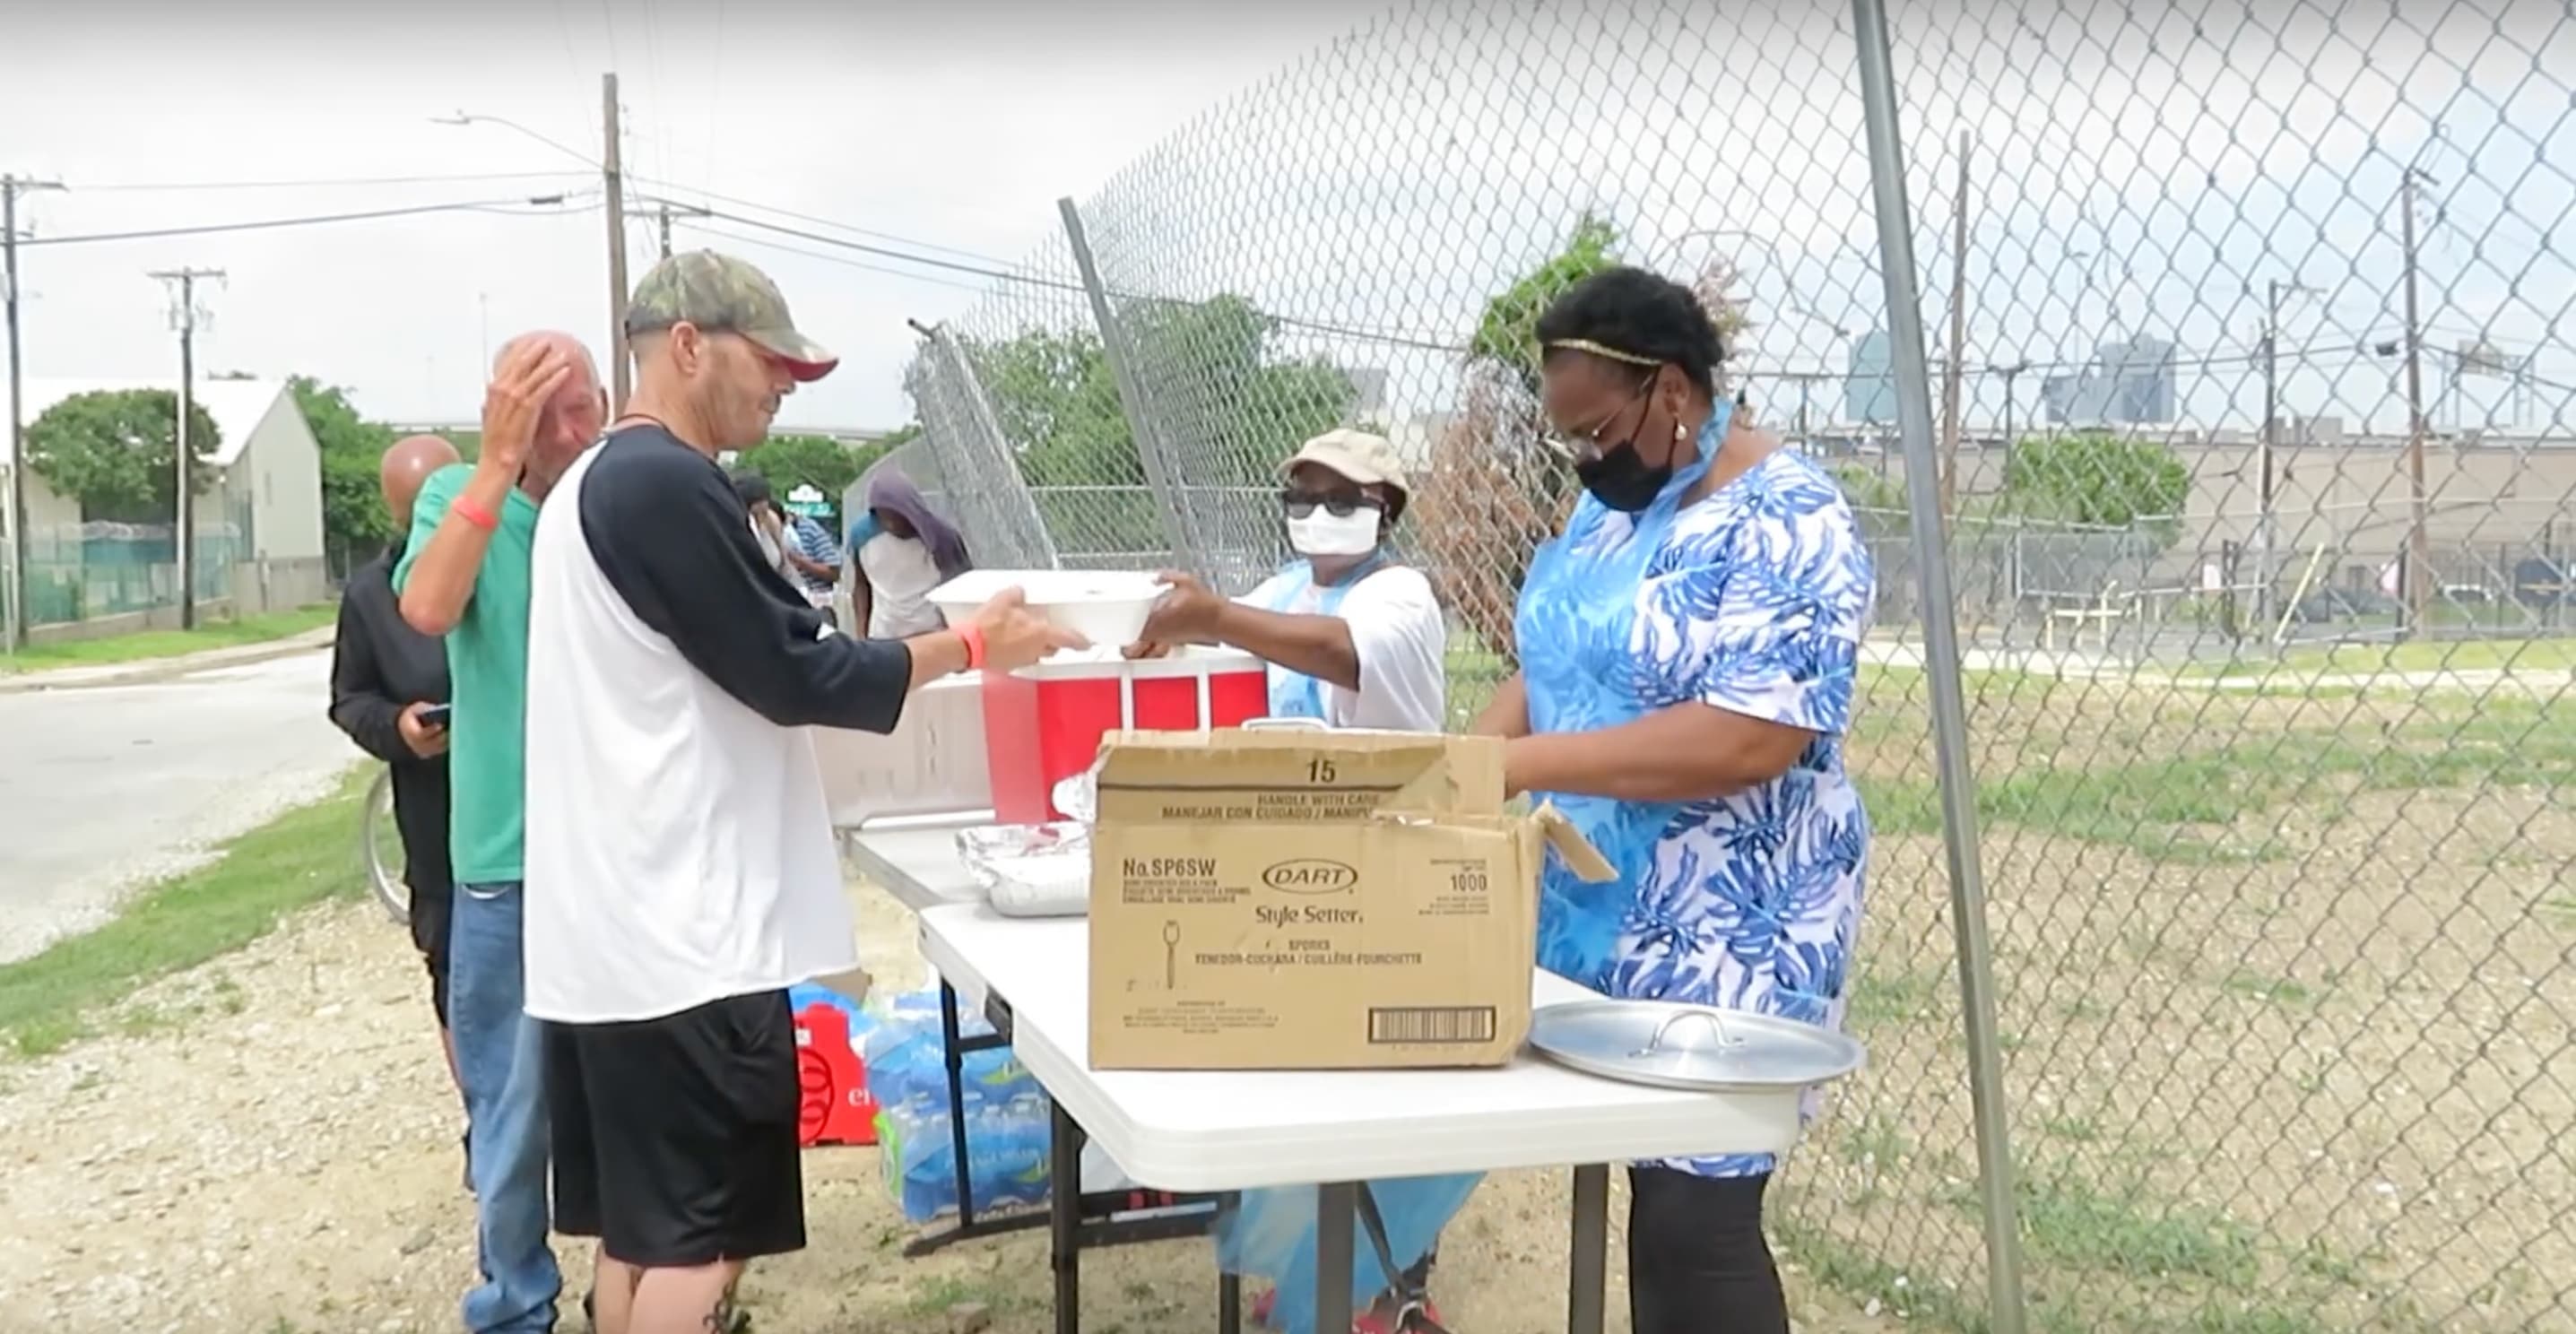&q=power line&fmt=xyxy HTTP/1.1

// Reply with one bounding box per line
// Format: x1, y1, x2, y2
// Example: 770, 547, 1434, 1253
691, 207, 1473, 351
633, 175, 1019, 266
676, 220, 998, 295
19, 195, 599, 247
71, 169, 591, 193
694, 205, 1080, 288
